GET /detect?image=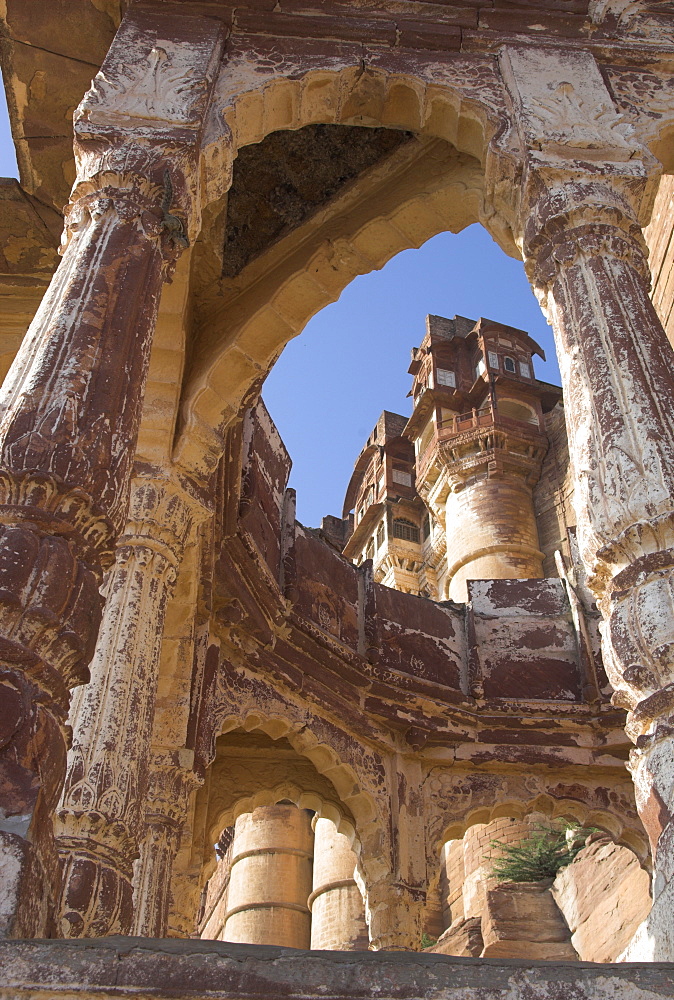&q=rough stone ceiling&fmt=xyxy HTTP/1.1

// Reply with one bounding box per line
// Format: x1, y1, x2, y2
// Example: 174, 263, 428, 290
222, 124, 414, 278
